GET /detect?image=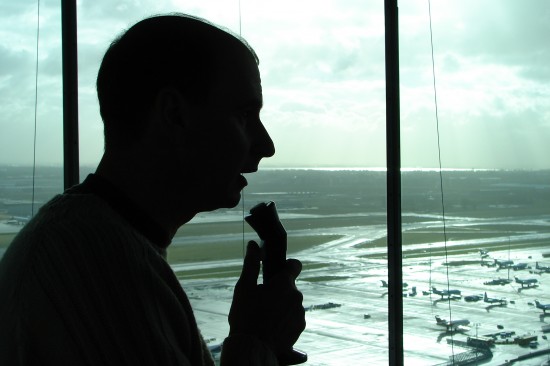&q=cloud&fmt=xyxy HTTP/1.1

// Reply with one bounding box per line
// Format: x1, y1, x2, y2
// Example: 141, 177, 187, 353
1, 0, 549, 169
